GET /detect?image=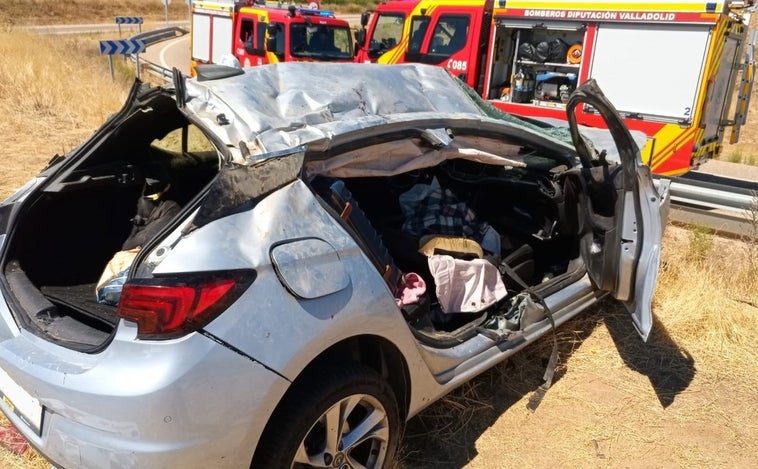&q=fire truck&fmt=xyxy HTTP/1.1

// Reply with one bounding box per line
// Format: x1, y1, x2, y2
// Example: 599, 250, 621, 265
355, 0, 756, 175
191, 0, 354, 73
